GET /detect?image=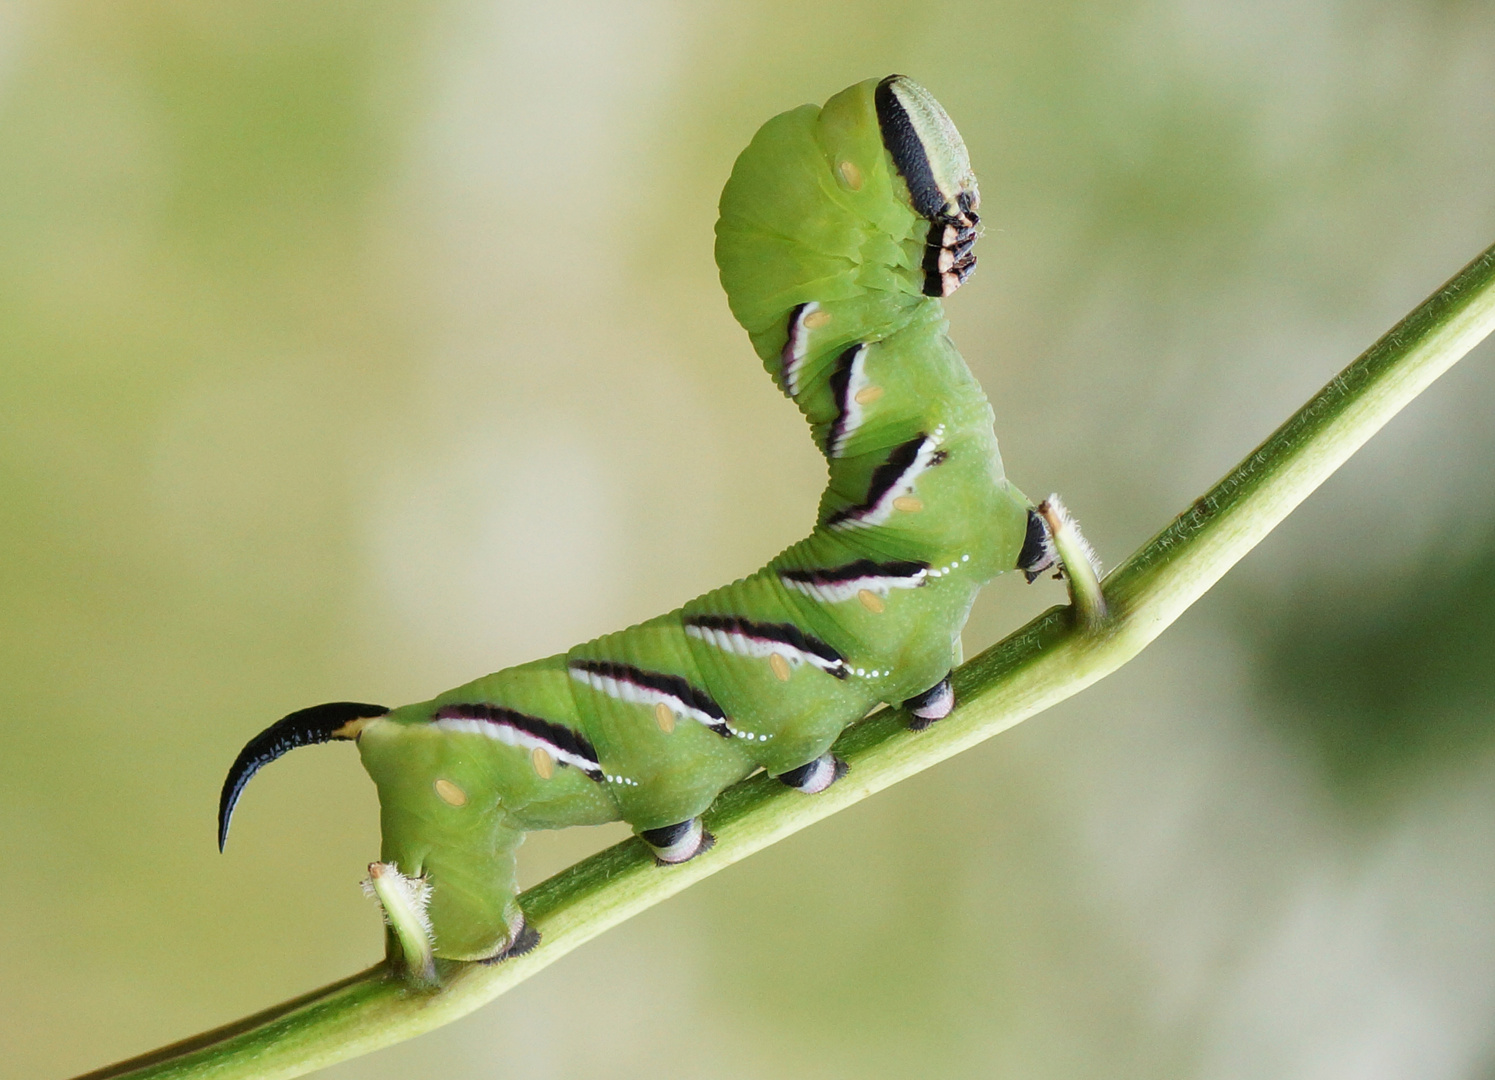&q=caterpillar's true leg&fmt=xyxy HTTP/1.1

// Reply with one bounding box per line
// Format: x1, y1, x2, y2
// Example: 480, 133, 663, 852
904, 673, 954, 730
639, 817, 716, 865
775, 752, 849, 794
